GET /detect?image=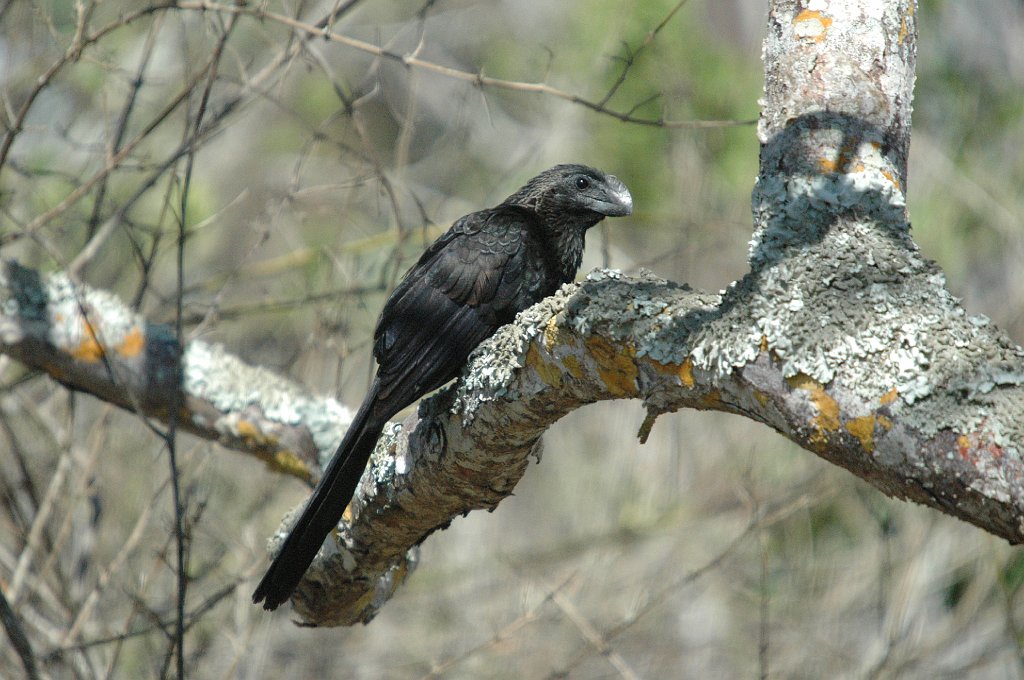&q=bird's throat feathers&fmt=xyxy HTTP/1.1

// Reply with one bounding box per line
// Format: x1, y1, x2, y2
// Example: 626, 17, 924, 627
543, 212, 590, 280
501, 165, 622, 283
